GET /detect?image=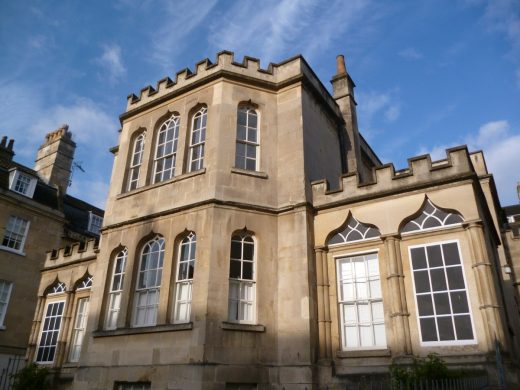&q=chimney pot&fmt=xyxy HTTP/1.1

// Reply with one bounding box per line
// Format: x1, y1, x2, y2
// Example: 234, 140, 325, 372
1, 136, 6, 147
336, 54, 347, 75
7, 139, 14, 150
